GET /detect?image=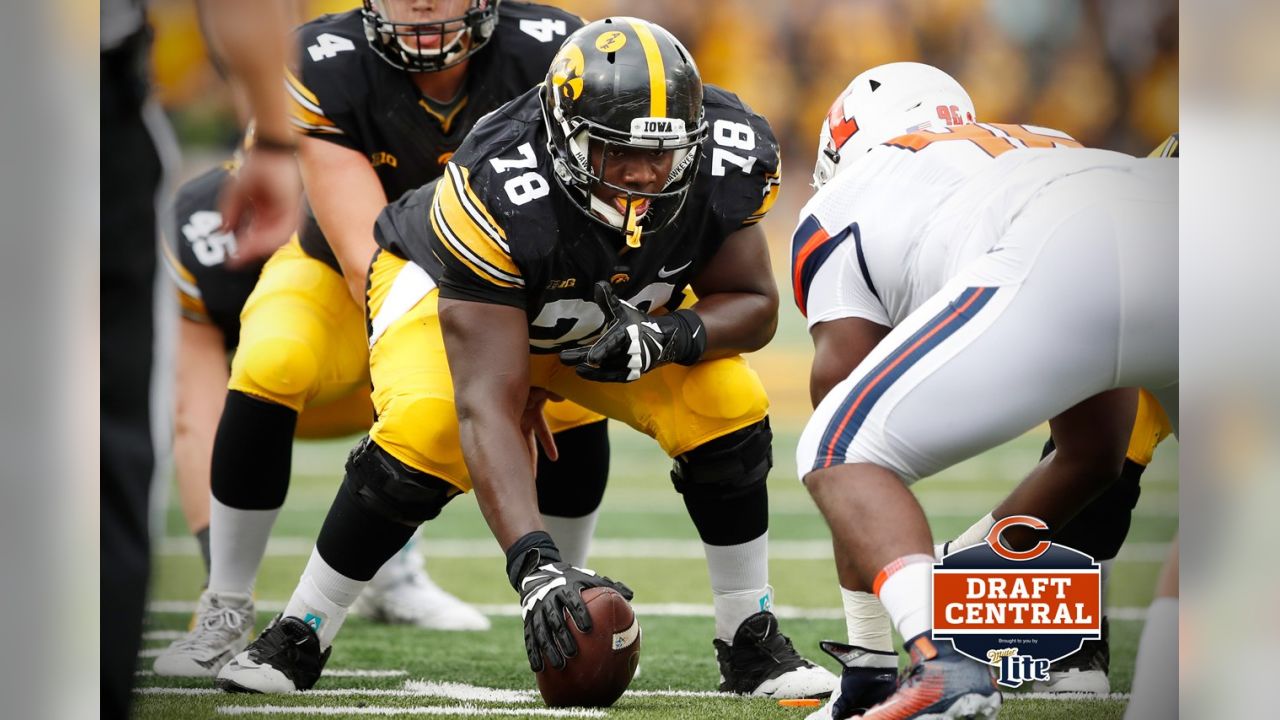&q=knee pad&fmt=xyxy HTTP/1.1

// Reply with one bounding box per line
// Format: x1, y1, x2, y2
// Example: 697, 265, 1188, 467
1055, 457, 1144, 560
343, 436, 461, 527
232, 335, 322, 409
671, 418, 773, 499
